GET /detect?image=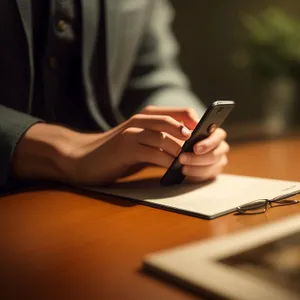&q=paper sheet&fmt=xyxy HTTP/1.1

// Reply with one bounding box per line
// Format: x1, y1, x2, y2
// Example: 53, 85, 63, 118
85, 174, 300, 219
